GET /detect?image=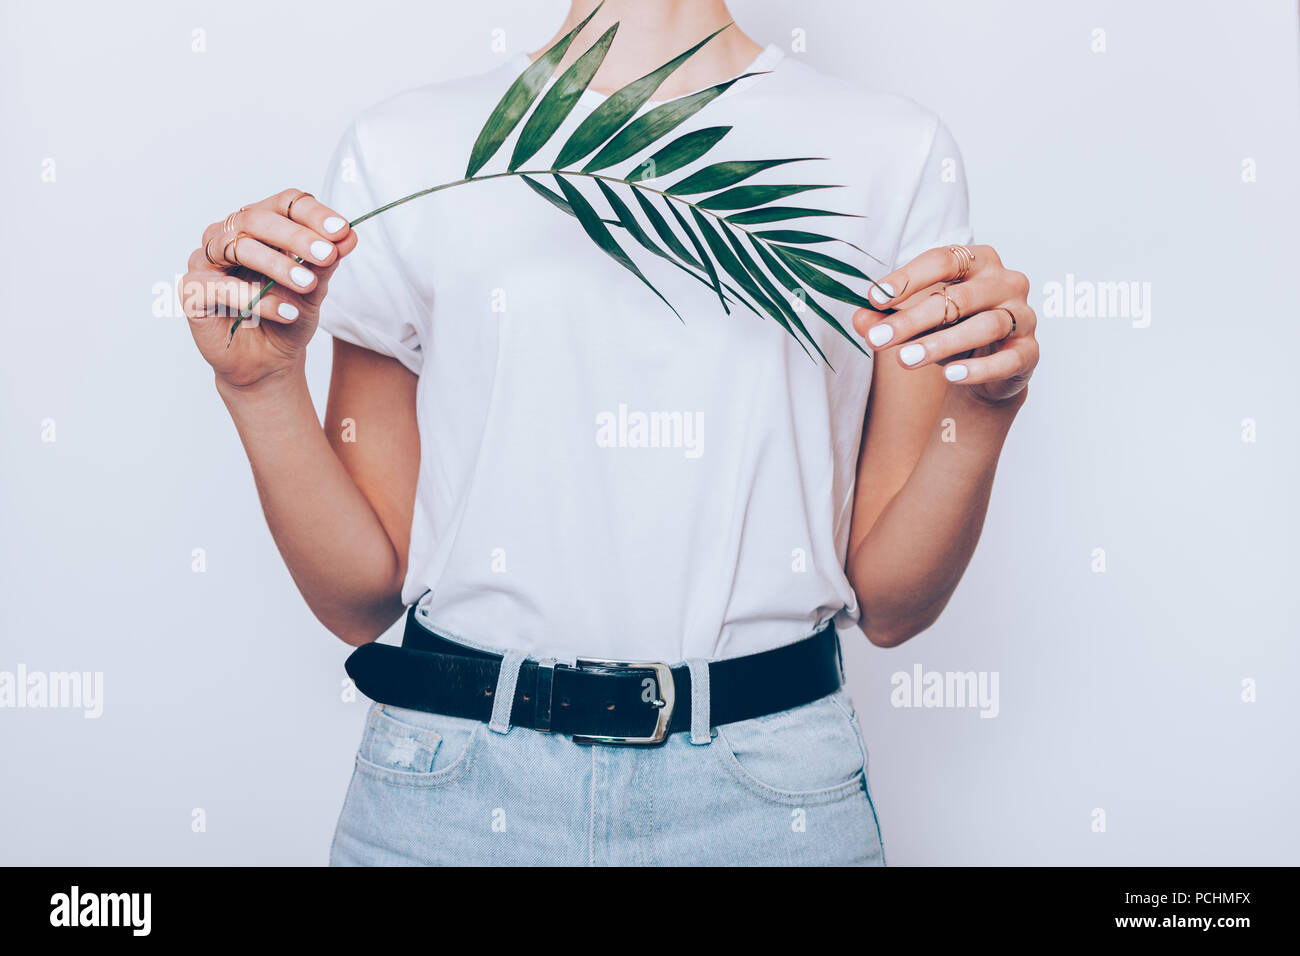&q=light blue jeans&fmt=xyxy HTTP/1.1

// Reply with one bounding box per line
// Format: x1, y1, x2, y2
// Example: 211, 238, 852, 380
329, 675, 887, 866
